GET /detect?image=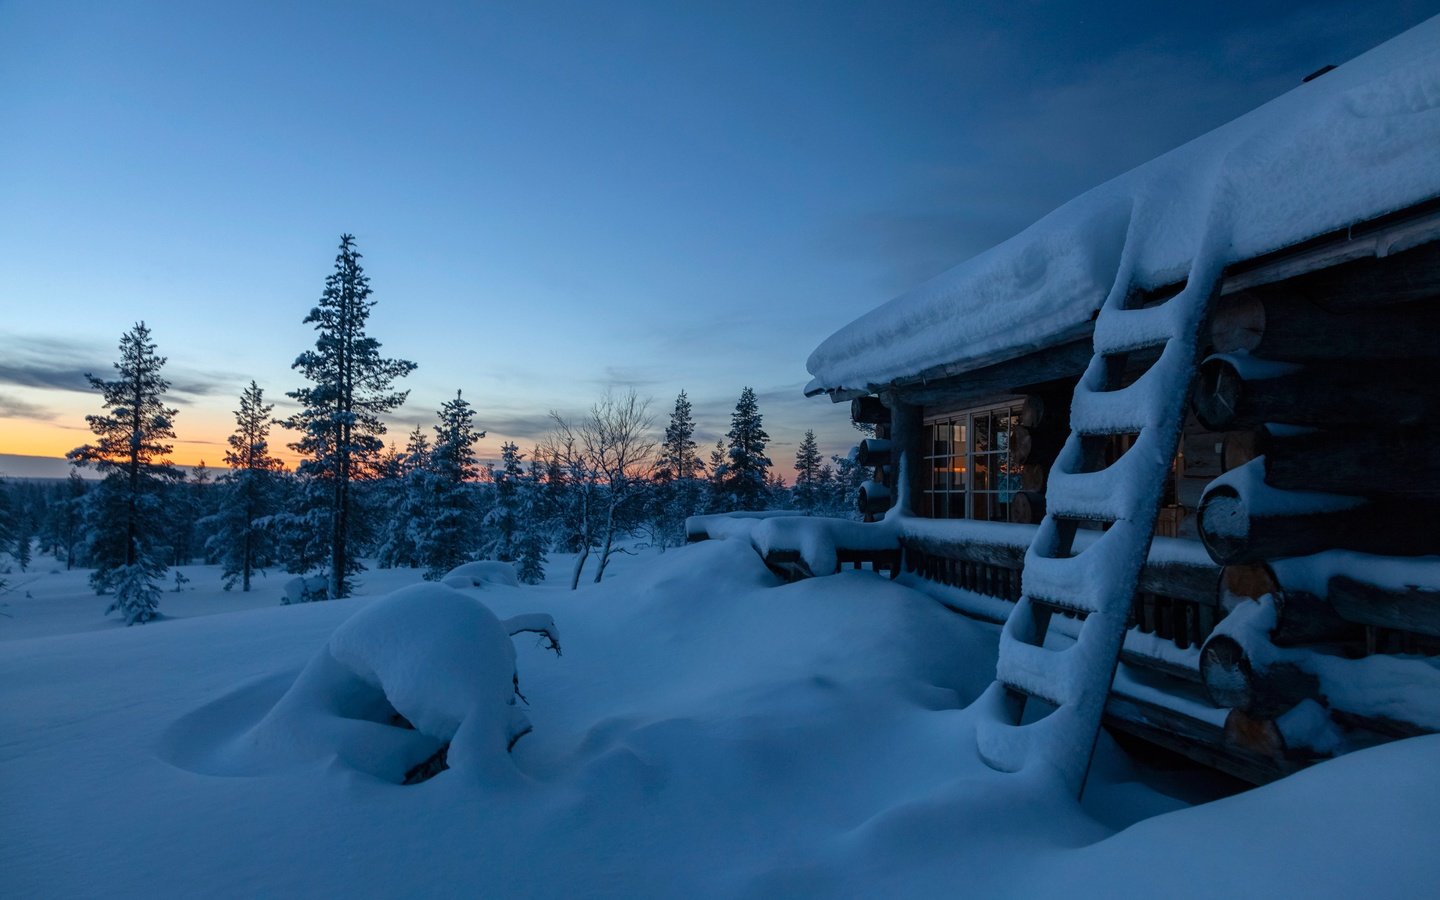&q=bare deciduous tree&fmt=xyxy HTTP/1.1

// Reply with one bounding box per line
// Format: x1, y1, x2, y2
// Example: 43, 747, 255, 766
543, 390, 656, 589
